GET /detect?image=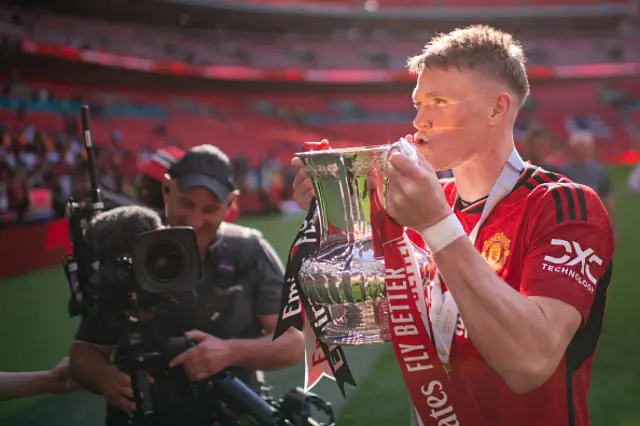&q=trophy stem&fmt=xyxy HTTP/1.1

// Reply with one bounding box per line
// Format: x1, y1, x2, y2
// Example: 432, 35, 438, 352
319, 300, 390, 345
